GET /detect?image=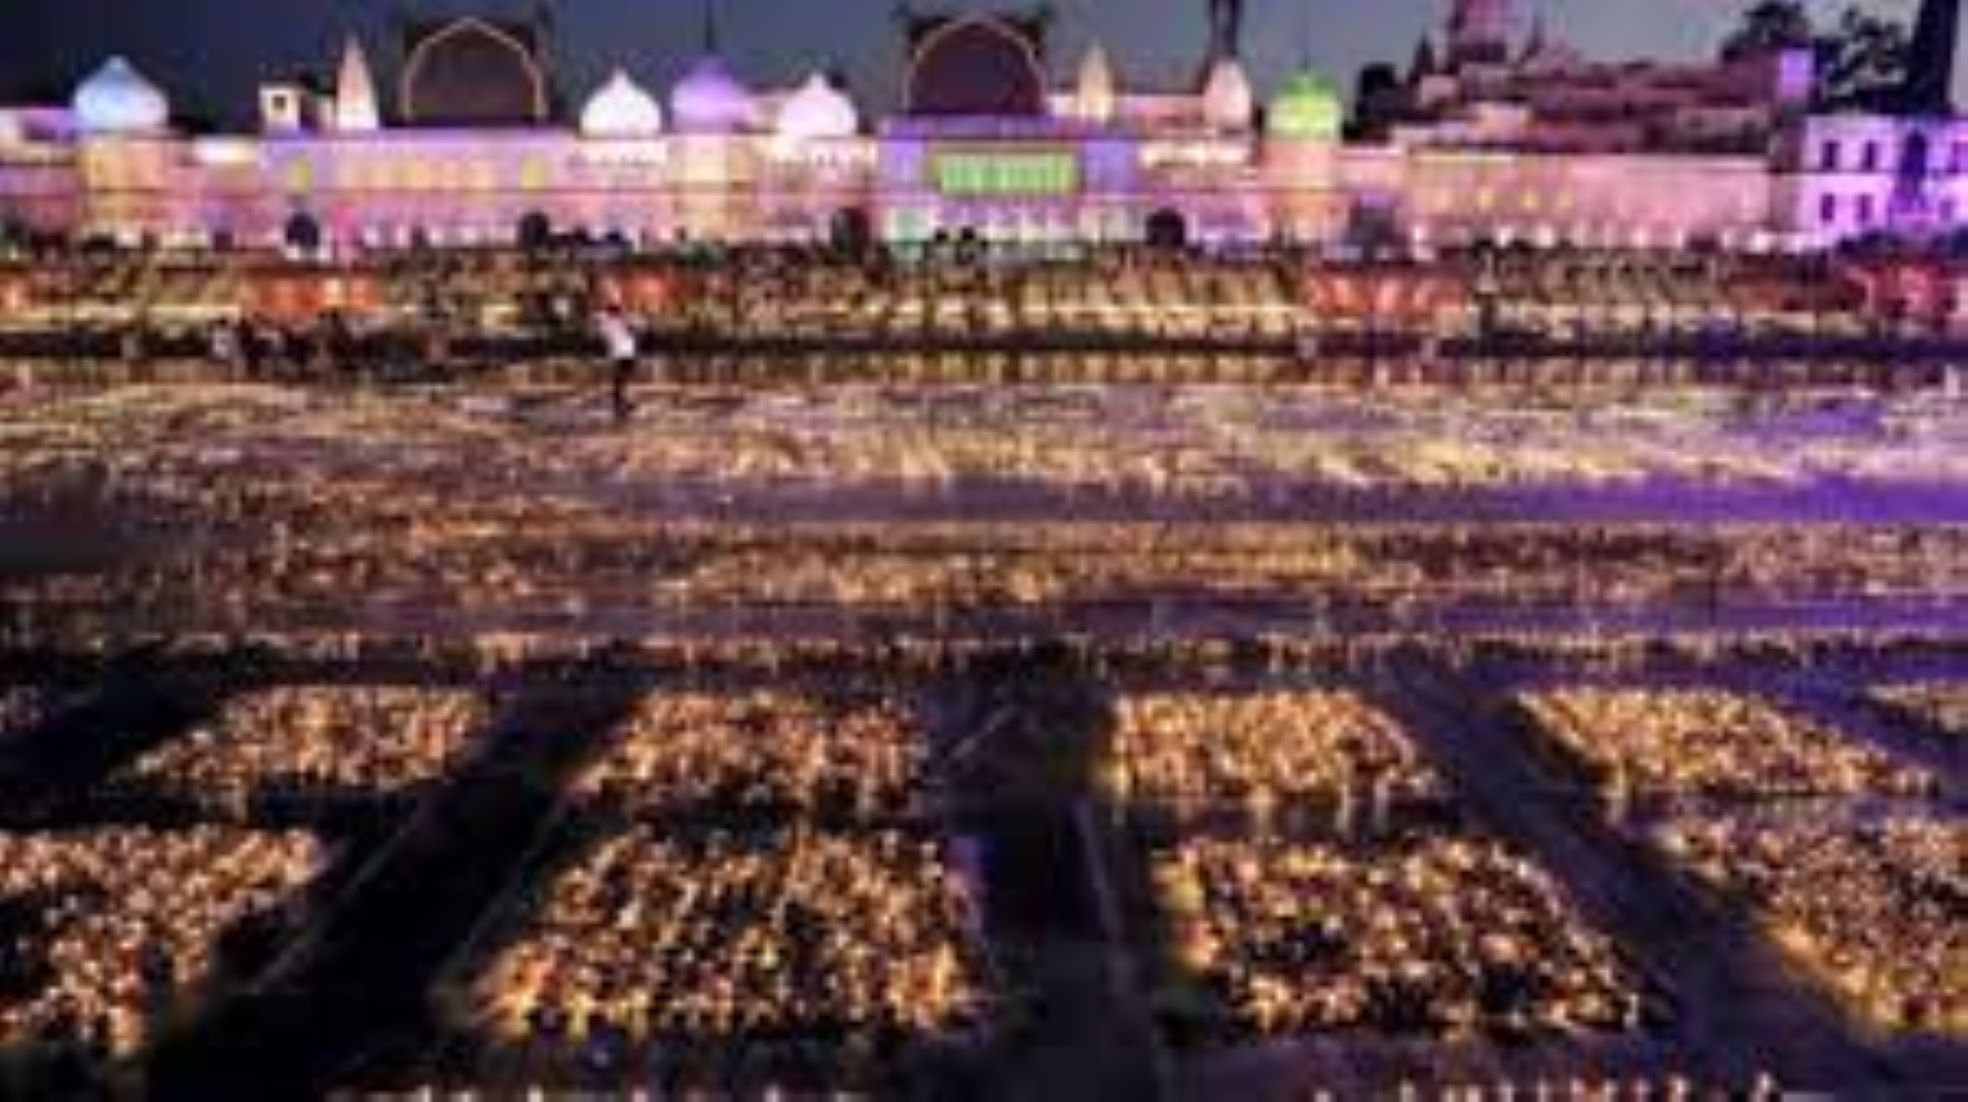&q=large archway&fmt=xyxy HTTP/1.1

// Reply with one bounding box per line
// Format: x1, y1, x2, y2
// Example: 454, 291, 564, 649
400, 17, 549, 126
1145, 208, 1190, 251
283, 210, 323, 254
830, 207, 874, 255
906, 15, 1048, 117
